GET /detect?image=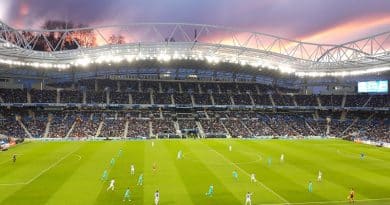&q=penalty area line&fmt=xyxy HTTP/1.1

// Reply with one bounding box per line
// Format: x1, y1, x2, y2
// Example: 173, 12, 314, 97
208, 148, 290, 204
